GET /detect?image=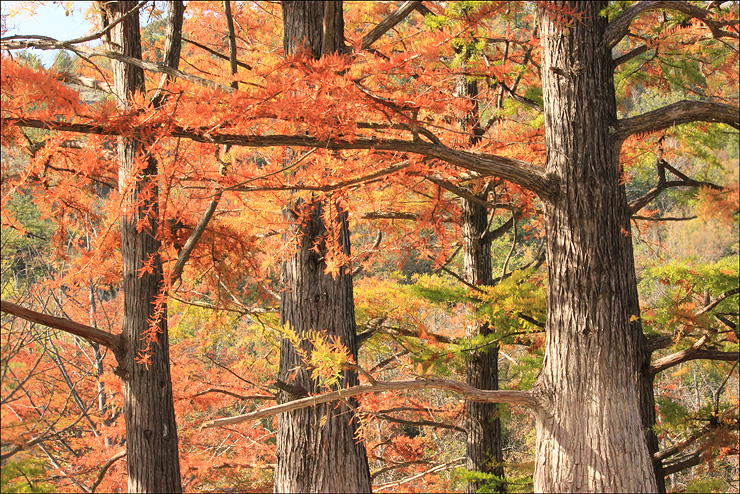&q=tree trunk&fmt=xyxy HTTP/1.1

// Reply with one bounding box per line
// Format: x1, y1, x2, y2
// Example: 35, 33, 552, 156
104, 2, 182, 492
534, 2, 657, 491
275, 2, 371, 492
457, 61, 505, 492
462, 196, 505, 494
